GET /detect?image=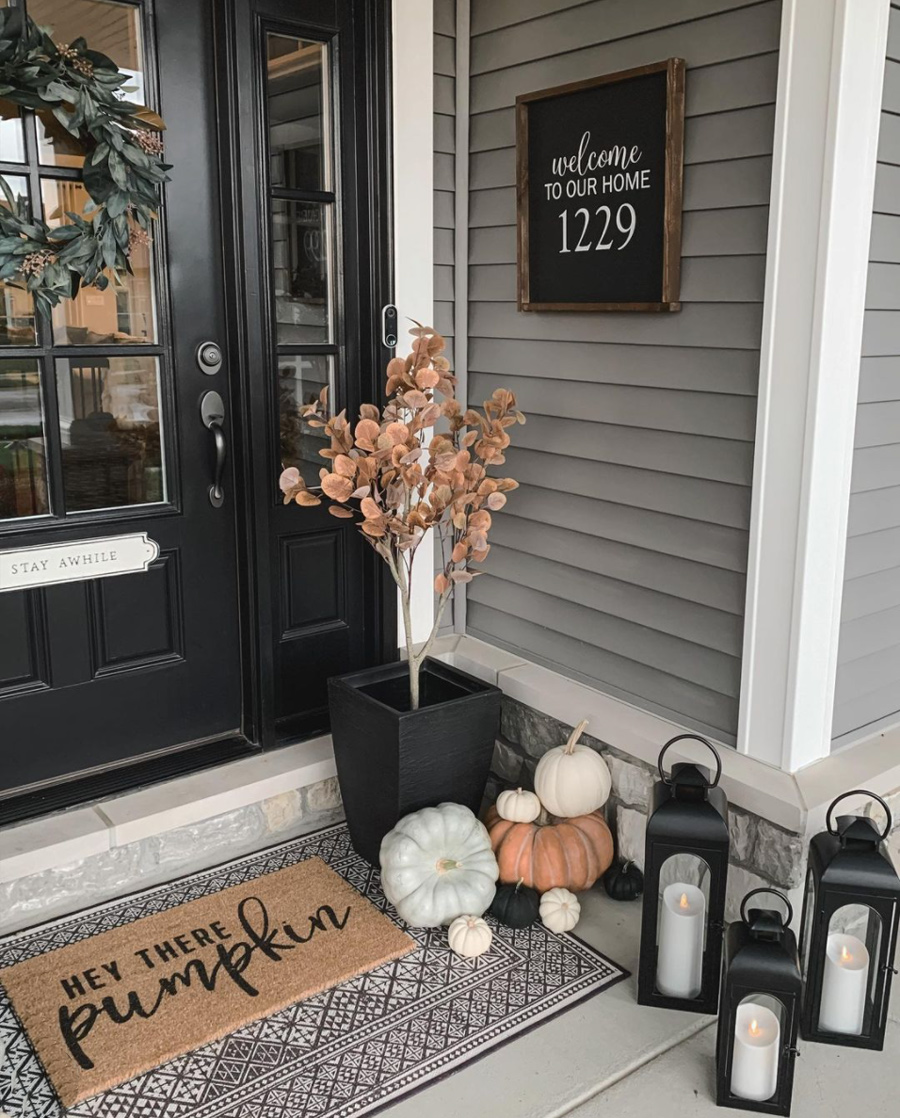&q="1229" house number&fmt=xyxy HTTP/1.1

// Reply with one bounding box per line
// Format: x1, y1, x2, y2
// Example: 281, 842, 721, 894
558, 203, 637, 254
